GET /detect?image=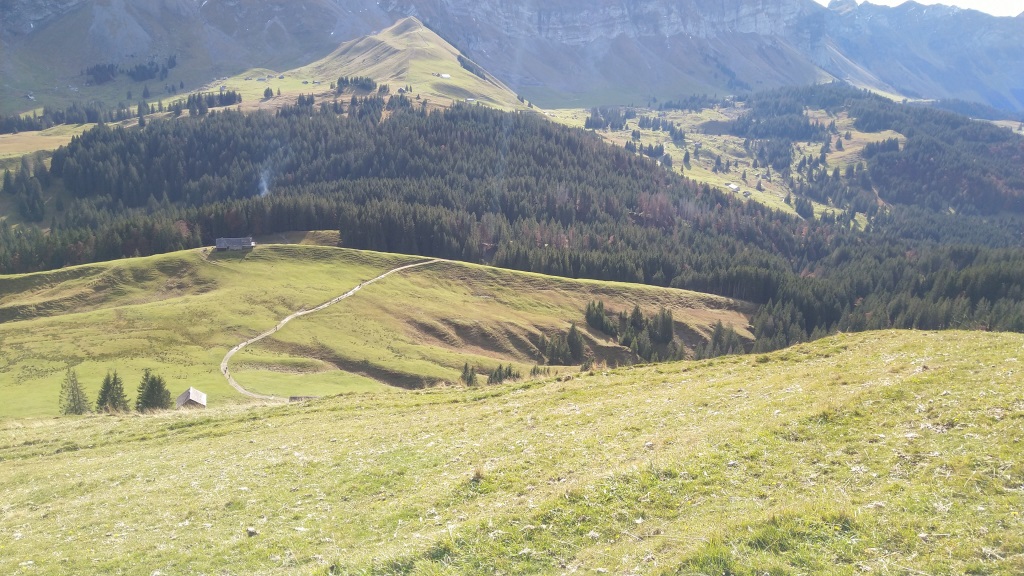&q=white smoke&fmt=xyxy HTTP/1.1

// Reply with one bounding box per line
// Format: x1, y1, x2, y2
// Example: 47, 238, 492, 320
259, 168, 271, 197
